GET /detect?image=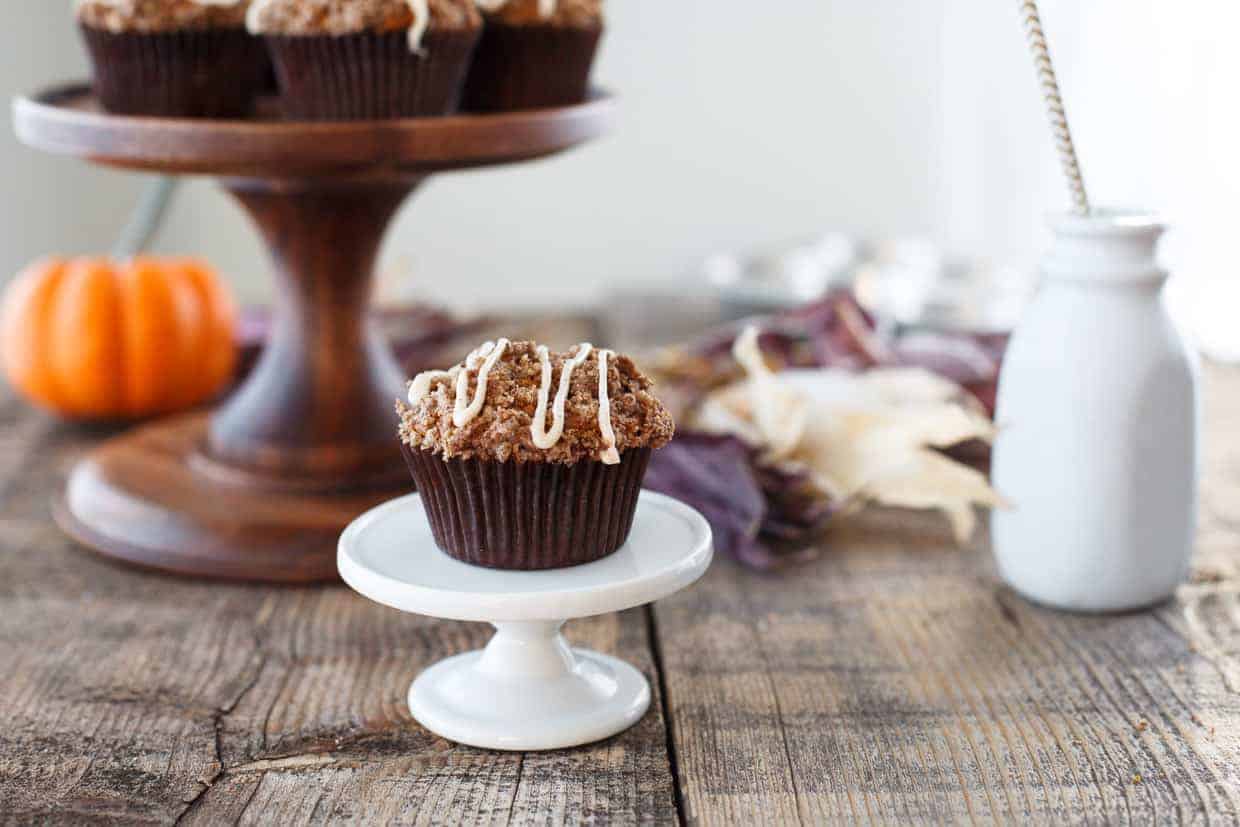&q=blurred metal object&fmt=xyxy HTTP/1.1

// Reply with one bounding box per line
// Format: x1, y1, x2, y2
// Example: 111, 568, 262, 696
854, 239, 1035, 334
111, 176, 178, 260
706, 233, 861, 320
